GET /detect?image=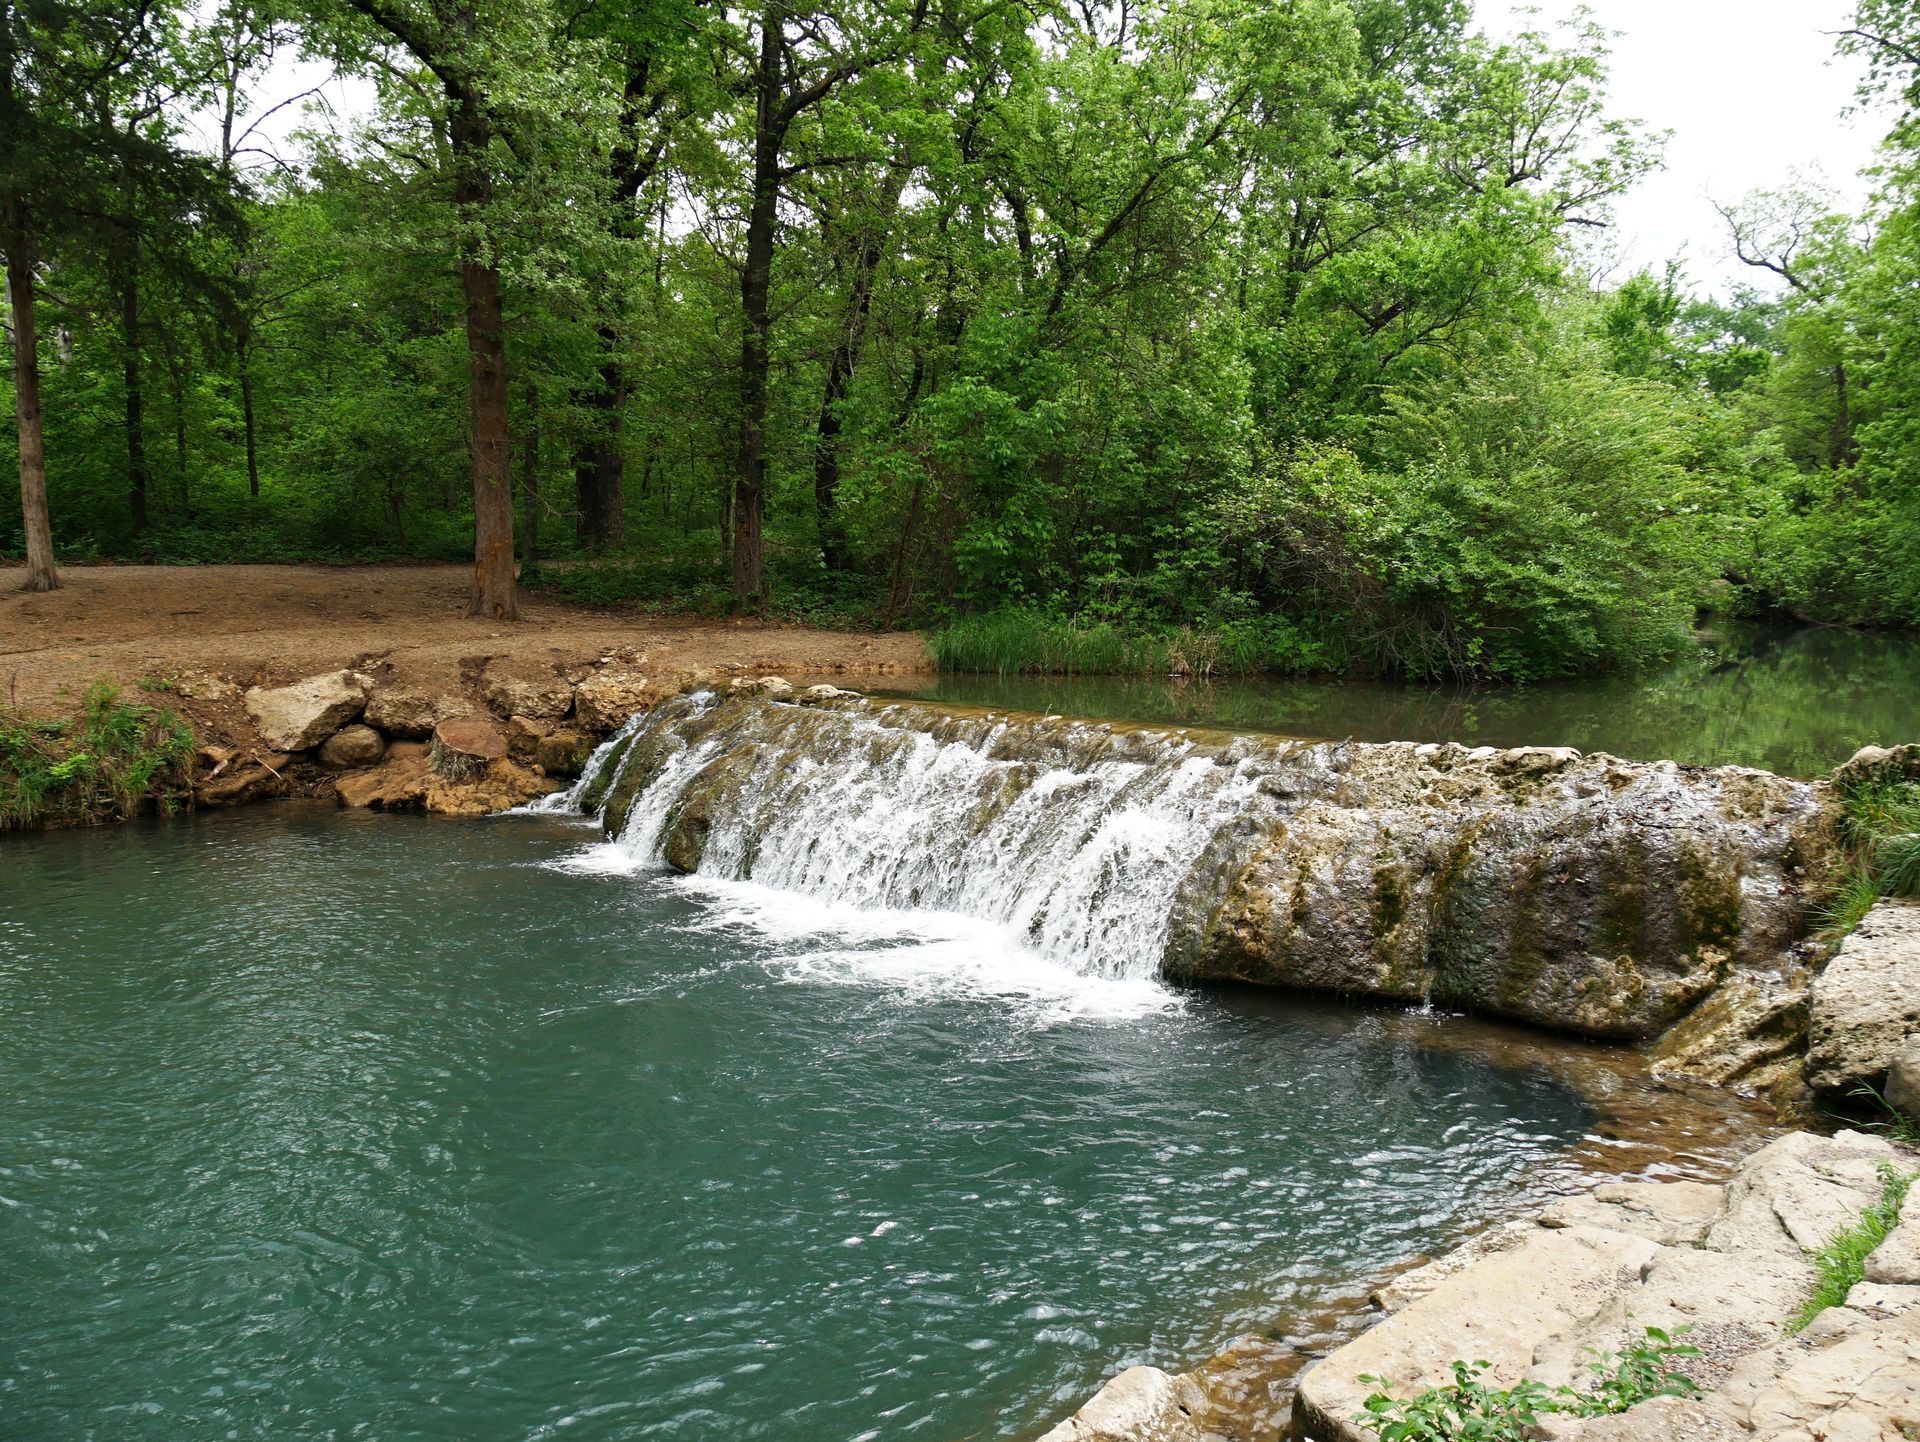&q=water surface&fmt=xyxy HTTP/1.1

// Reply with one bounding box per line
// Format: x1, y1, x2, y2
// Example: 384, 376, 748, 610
884, 623, 1920, 776
2, 806, 1603, 1441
